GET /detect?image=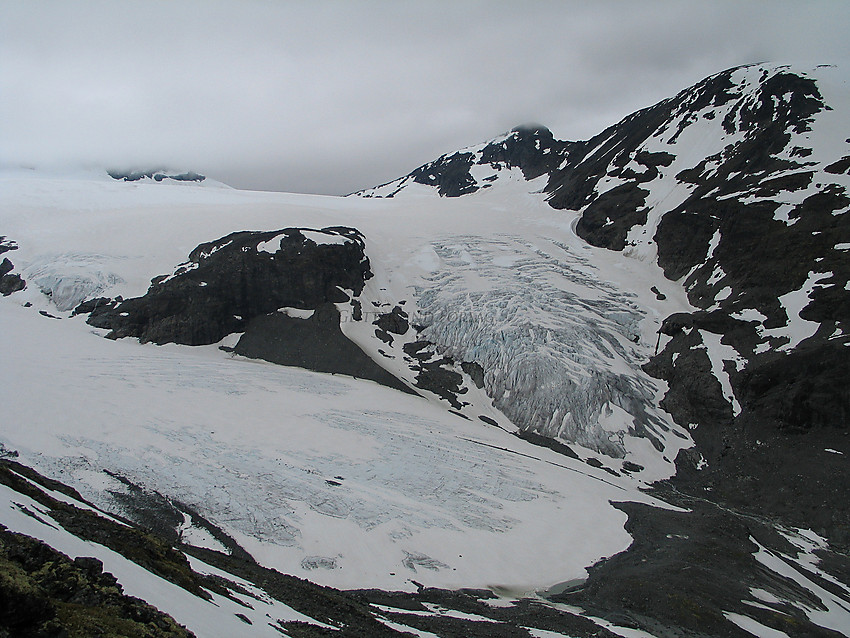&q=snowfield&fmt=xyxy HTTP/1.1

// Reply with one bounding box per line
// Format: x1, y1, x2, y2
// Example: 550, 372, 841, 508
0, 167, 689, 595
